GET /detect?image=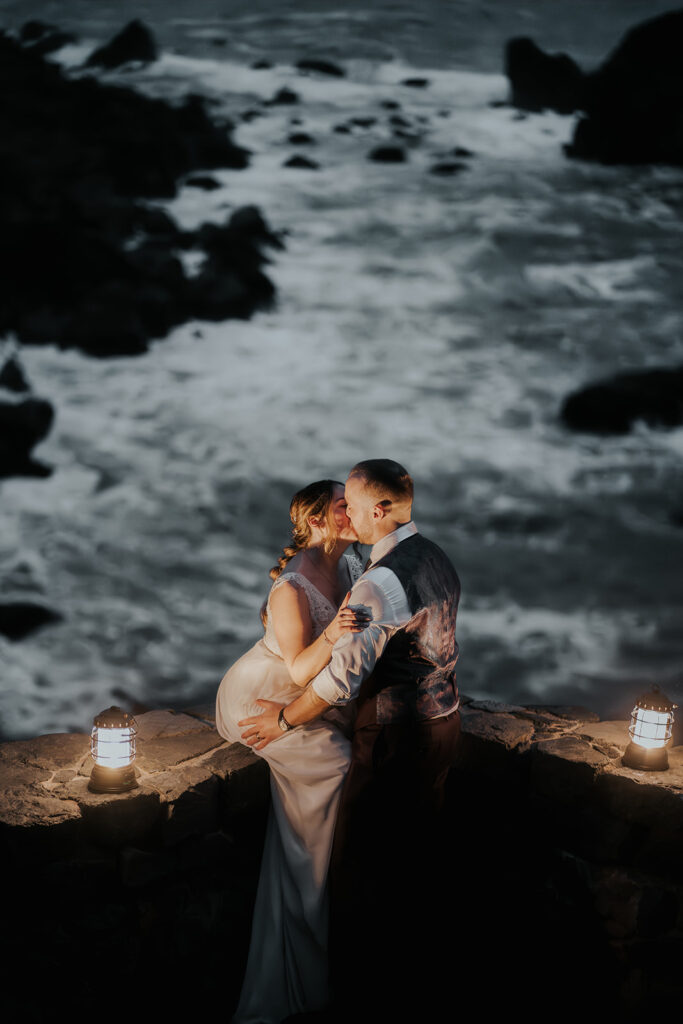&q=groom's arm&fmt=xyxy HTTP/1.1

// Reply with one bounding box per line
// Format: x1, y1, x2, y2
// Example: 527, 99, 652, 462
239, 569, 410, 748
